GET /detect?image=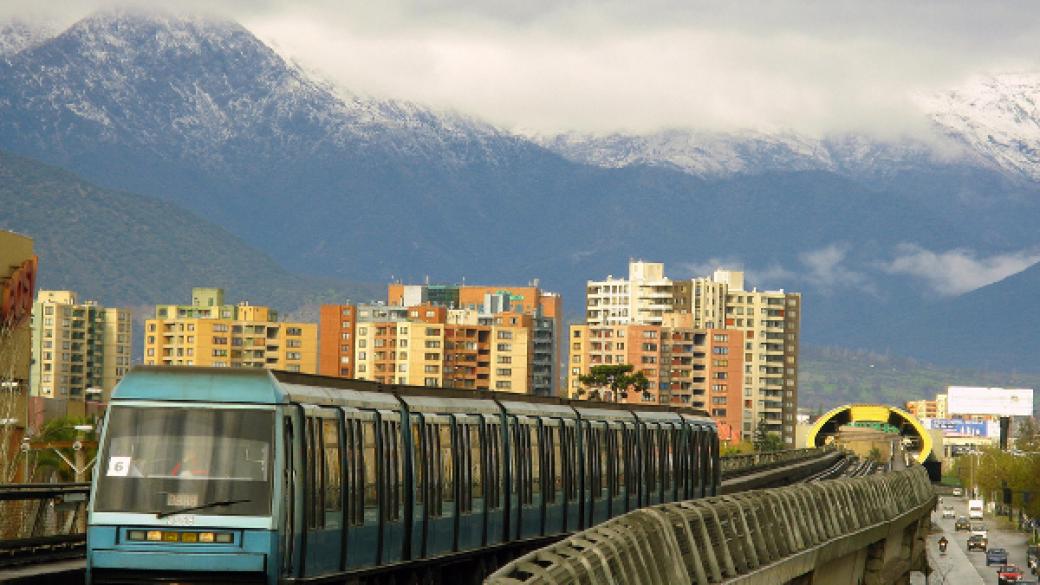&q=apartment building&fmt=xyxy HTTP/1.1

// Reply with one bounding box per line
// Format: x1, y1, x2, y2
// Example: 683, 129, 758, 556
144, 288, 317, 374
321, 282, 562, 396
576, 261, 801, 445
29, 290, 132, 405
